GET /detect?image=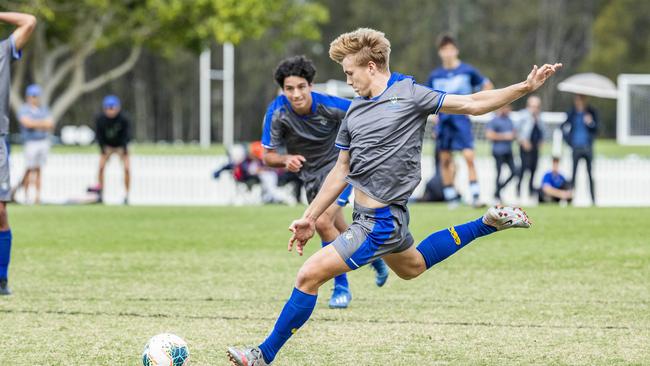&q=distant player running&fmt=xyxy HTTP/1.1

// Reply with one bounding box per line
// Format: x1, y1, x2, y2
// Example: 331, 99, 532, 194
428, 35, 494, 207
228, 28, 560, 365
0, 11, 37, 295
261, 55, 389, 309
